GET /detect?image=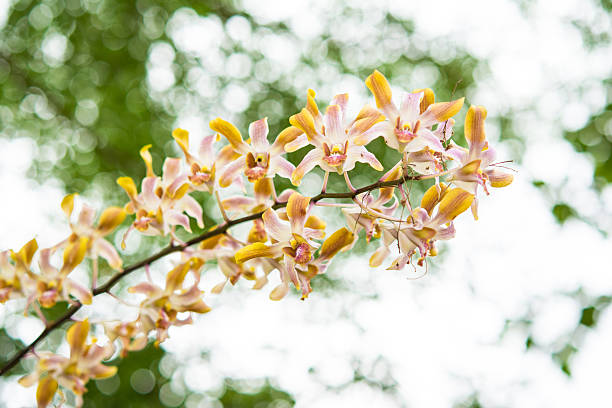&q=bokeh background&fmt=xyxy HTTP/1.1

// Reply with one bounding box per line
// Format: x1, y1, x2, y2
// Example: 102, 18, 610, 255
1, 0, 611, 406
